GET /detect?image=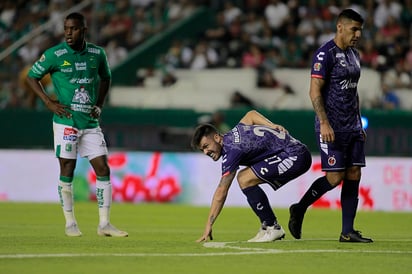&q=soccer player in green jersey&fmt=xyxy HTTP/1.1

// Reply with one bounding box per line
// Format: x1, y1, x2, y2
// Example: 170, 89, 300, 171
26, 12, 127, 237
